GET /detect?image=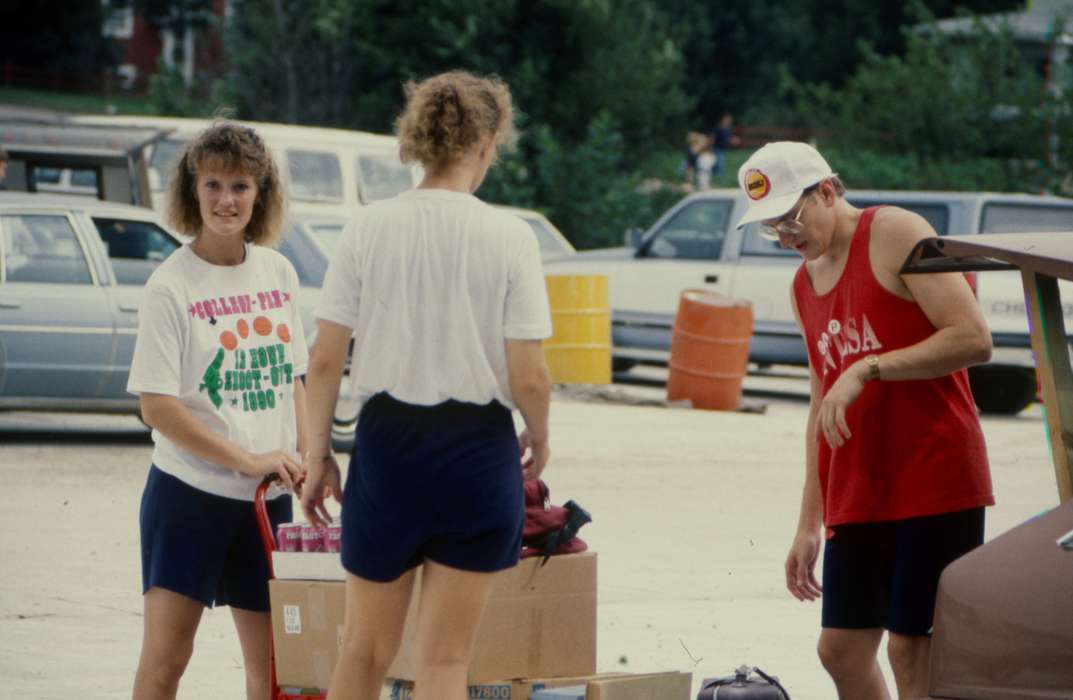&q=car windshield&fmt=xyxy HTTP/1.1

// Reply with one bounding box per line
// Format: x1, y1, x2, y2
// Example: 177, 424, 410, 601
522, 216, 572, 256
277, 221, 328, 287
308, 222, 346, 255
357, 154, 413, 202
